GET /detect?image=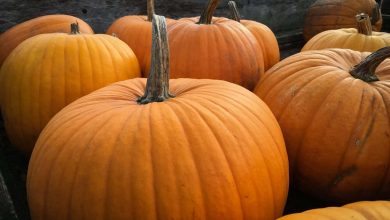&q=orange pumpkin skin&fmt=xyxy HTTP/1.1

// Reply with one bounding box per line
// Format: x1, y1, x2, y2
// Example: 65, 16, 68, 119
240, 20, 279, 71
303, 0, 382, 41
0, 14, 93, 67
278, 200, 390, 220
27, 78, 289, 220
302, 28, 390, 52
166, 17, 264, 90
106, 16, 175, 76
0, 32, 140, 154
254, 49, 390, 202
